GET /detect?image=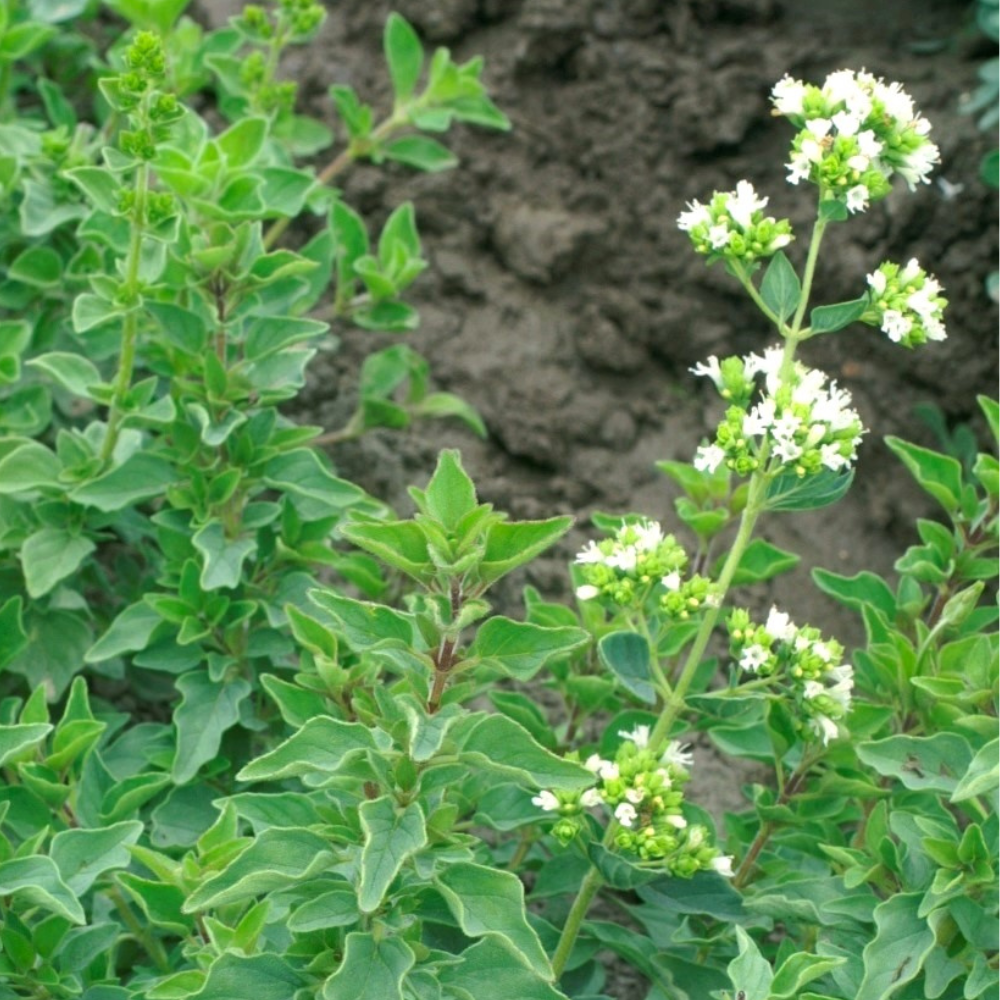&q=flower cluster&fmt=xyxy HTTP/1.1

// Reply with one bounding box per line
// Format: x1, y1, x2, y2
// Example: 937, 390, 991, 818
771, 69, 940, 212
727, 607, 853, 744
574, 519, 718, 615
532, 726, 733, 876
692, 347, 864, 478
863, 258, 947, 347
678, 181, 794, 262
